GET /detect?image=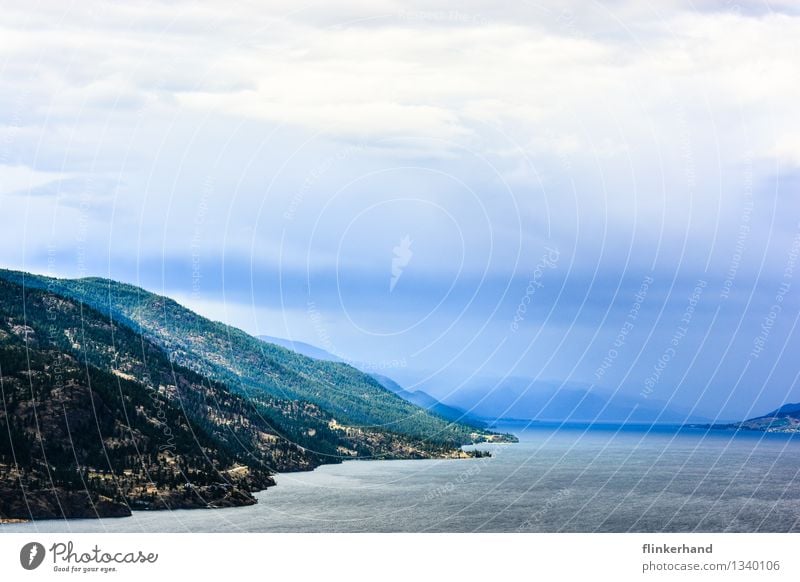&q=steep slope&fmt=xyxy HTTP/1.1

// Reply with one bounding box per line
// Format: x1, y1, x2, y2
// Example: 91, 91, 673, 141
0, 275, 484, 520
0, 269, 502, 446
